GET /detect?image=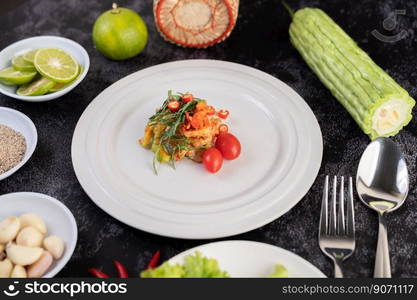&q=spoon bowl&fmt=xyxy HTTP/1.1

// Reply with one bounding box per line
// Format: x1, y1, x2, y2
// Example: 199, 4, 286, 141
357, 137, 409, 213
356, 137, 409, 278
